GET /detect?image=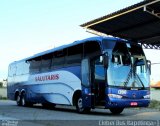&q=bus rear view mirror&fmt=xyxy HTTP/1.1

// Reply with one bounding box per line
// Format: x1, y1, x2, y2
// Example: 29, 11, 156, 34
147, 60, 151, 75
